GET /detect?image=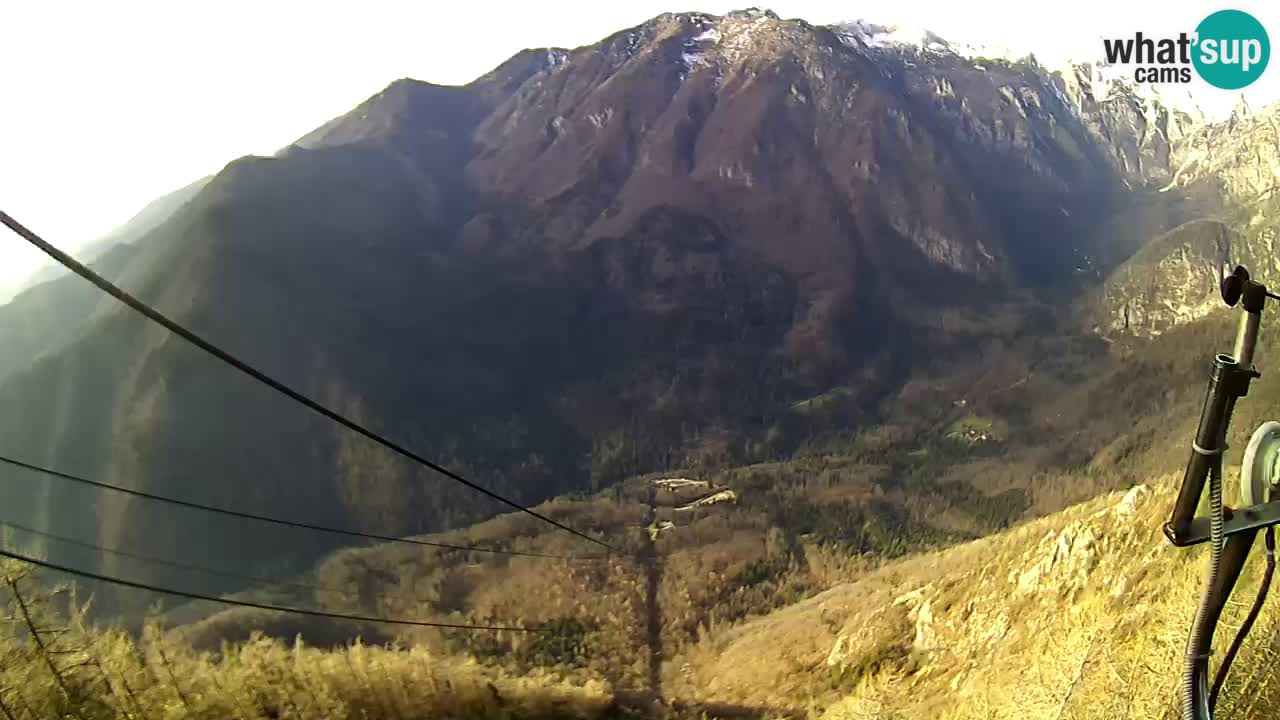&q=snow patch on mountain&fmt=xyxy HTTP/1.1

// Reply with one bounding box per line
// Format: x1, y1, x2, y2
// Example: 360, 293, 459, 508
681, 19, 722, 72
682, 49, 713, 68
831, 20, 1025, 62
694, 27, 722, 44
